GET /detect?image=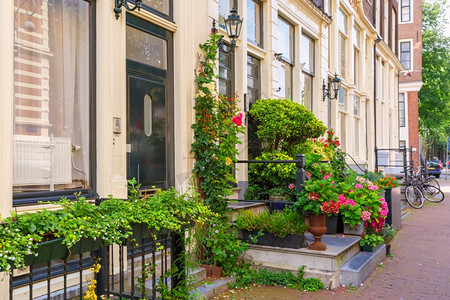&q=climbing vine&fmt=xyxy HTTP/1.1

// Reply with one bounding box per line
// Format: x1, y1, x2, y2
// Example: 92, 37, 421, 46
191, 31, 245, 214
